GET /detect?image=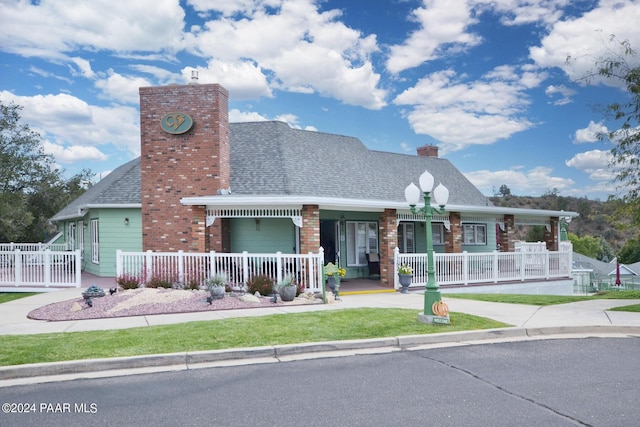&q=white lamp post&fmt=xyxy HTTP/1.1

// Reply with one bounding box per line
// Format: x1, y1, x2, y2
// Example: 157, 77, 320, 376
405, 170, 450, 324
